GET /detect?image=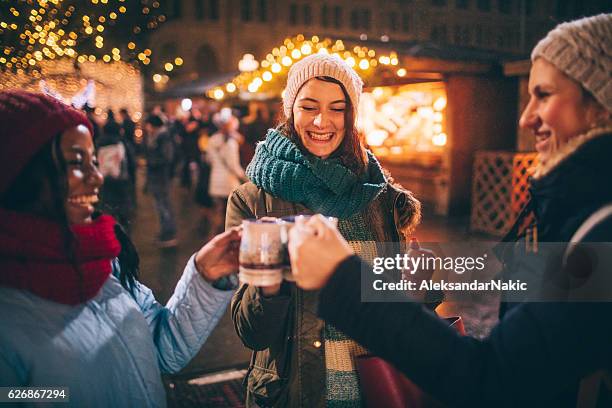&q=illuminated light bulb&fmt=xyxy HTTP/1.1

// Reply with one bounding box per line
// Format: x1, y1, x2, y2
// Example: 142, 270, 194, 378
226, 83, 236, 92
153, 74, 162, 82
164, 63, 173, 71
174, 57, 183, 66
213, 89, 224, 100
433, 96, 447, 111
112, 48, 119, 54
77, 55, 86, 63
248, 82, 258, 93
318, 47, 329, 54
253, 77, 263, 87
271, 63, 281, 73
368, 50, 375, 57
358, 59, 369, 70
281, 56, 292, 66
391, 58, 398, 65
112, 54, 120, 61
301, 44, 312, 55
110, 12, 117, 19
143, 48, 151, 56
181, 98, 192, 111
103, 54, 111, 62
434, 112, 443, 122
85, 26, 93, 34
432, 133, 447, 146
261, 60, 269, 68
291, 49, 301, 59
128, 42, 135, 49
119, 6, 126, 13
396, 68, 406, 77
346, 57, 355, 67
97, 25, 104, 32
262, 71, 272, 81
143, 58, 150, 65
88, 55, 96, 62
